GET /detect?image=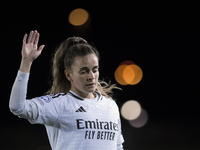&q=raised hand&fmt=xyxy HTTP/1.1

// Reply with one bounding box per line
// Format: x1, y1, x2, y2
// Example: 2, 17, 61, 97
22, 30, 45, 61
20, 30, 45, 73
